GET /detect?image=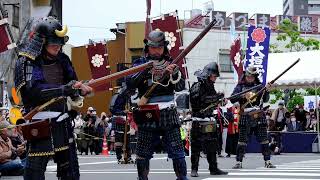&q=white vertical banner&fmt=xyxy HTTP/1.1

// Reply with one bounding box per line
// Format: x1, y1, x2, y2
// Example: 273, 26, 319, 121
304, 96, 320, 111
